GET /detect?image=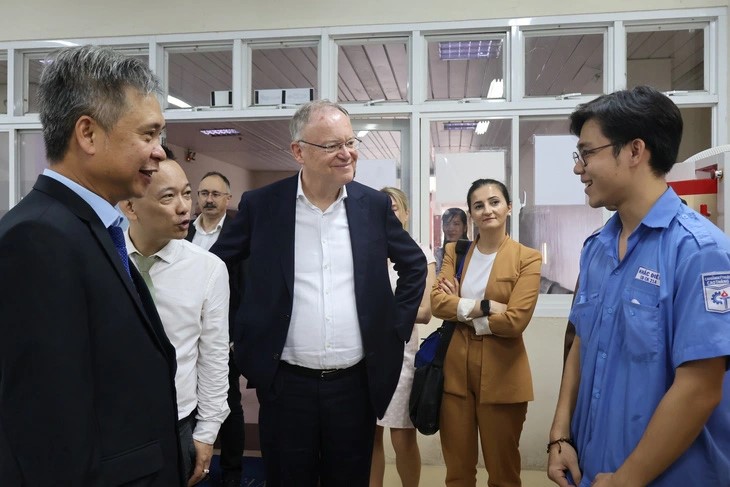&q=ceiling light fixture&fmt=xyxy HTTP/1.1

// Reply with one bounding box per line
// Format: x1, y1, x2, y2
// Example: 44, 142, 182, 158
439, 40, 503, 61
357, 130, 369, 138
474, 121, 490, 135
199, 128, 241, 137
443, 121, 478, 130
487, 78, 504, 99
167, 95, 192, 108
